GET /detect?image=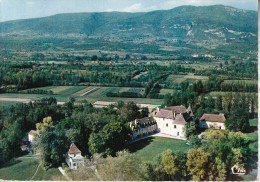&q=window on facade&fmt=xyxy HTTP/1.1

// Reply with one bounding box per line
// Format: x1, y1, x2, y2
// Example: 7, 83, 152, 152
166, 124, 168, 127
174, 125, 176, 128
